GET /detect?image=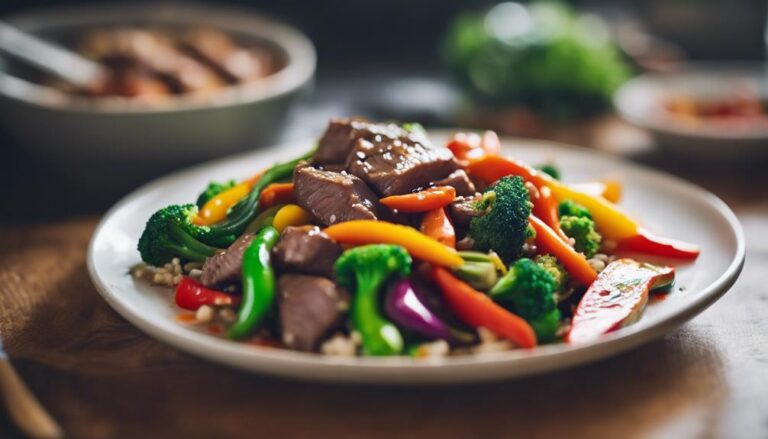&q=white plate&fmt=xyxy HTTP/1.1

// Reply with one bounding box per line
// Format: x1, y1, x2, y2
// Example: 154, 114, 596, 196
614, 63, 768, 158
87, 132, 745, 384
